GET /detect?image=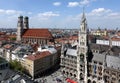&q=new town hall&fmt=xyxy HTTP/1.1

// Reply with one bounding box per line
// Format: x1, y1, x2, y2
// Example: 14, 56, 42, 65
60, 11, 120, 83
